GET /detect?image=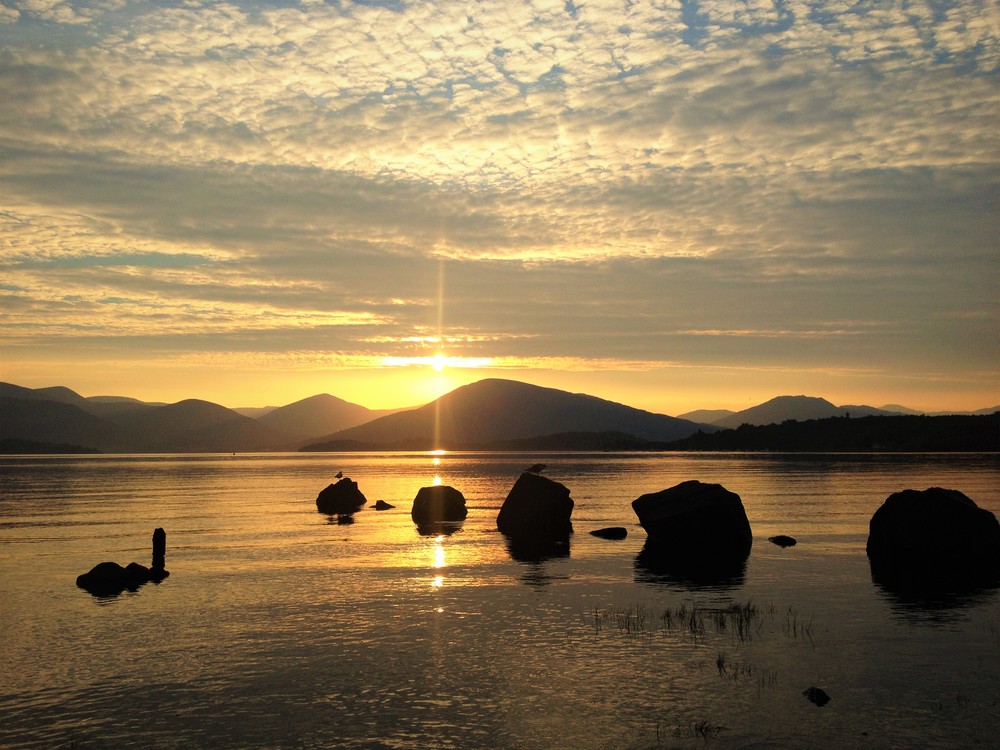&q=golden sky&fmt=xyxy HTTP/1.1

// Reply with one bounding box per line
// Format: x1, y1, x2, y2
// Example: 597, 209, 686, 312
1, 0, 998, 414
